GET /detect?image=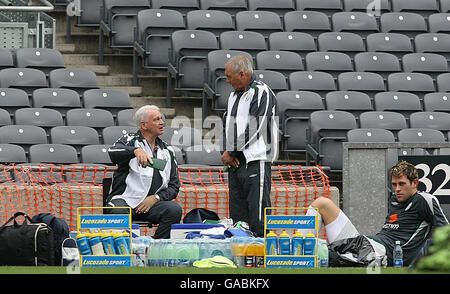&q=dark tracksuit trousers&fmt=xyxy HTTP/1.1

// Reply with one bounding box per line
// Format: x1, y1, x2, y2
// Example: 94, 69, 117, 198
228, 153, 272, 237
